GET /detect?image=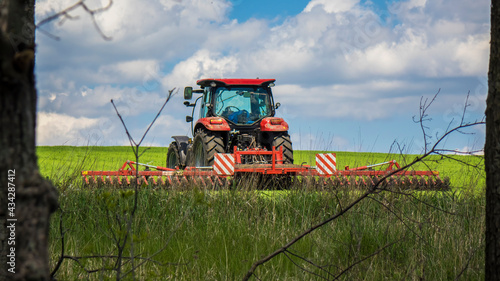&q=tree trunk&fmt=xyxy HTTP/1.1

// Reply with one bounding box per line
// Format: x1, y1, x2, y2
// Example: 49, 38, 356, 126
0, 0, 58, 280
486, 0, 500, 279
